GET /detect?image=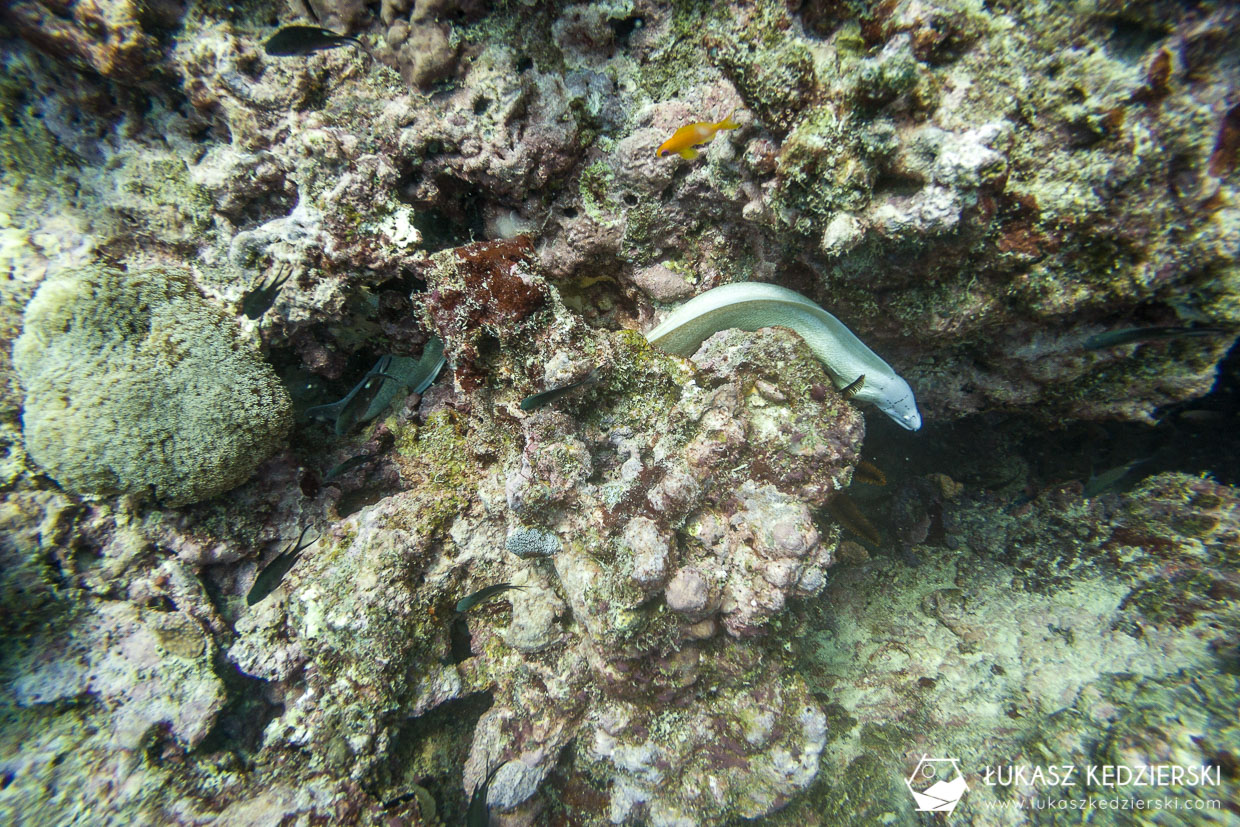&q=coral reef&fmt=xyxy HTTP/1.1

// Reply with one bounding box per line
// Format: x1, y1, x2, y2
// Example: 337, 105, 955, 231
761, 471, 1240, 826
0, 0, 182, 84
13, 265, 292, 505
1, 0, 1239, 824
